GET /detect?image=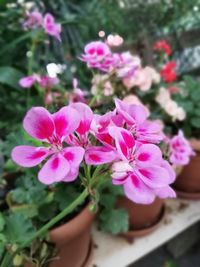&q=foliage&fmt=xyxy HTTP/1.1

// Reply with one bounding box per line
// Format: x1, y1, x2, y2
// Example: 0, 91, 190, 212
98, 181, 129, 234
174, 76, 200, 138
